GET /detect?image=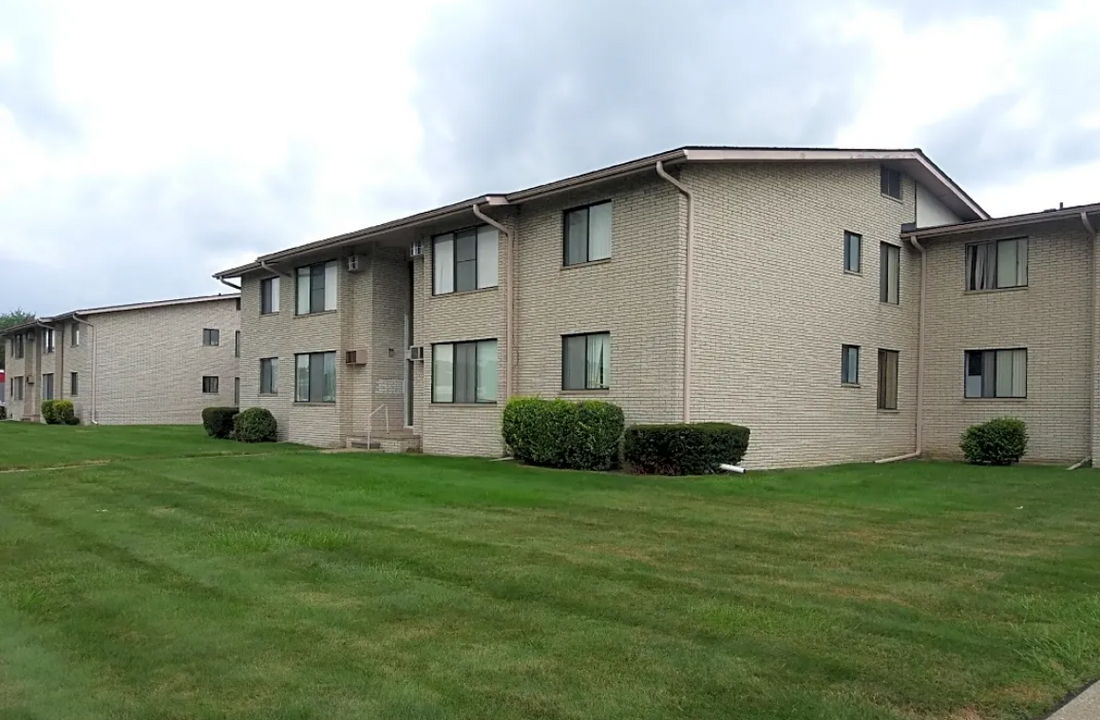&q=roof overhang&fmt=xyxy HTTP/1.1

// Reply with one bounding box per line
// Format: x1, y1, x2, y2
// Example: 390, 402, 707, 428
1, 295, 241, 336
902, 202, 1100, 240
214, 146, 985, 278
